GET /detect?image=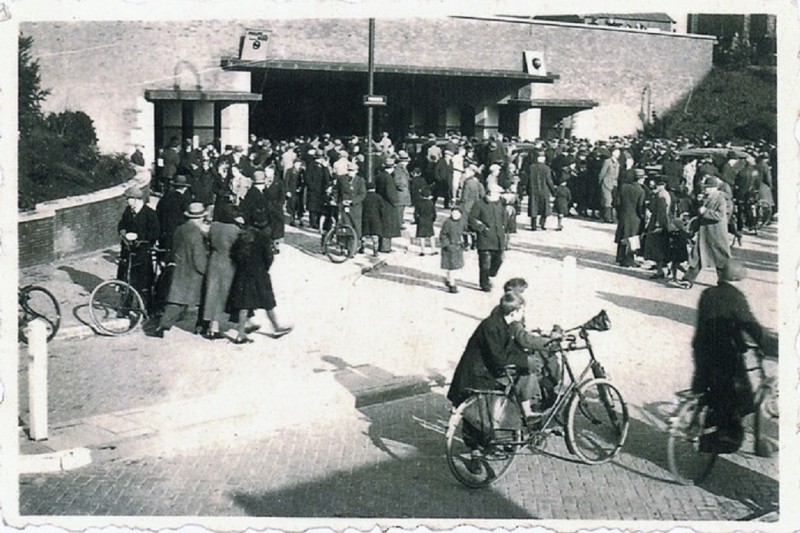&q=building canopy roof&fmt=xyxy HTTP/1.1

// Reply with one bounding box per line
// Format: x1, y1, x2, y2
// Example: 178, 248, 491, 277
144, 89, 262, 102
